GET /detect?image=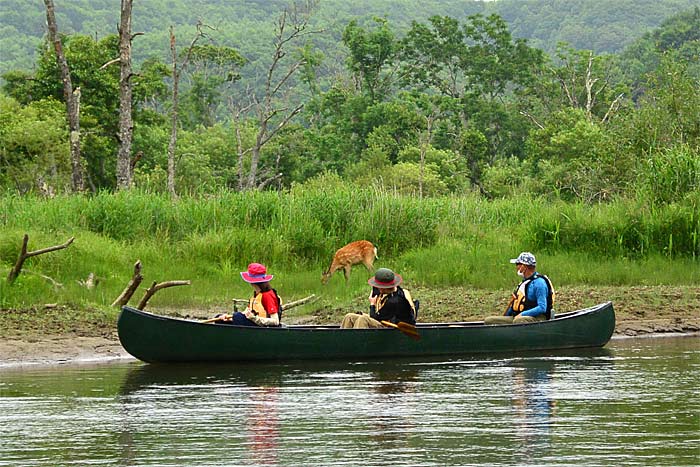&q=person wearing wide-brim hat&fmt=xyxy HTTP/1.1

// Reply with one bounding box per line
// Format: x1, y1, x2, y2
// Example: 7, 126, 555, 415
216, 263, 283, 327
341, 268, 417, 329
484, 252, 555, 325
